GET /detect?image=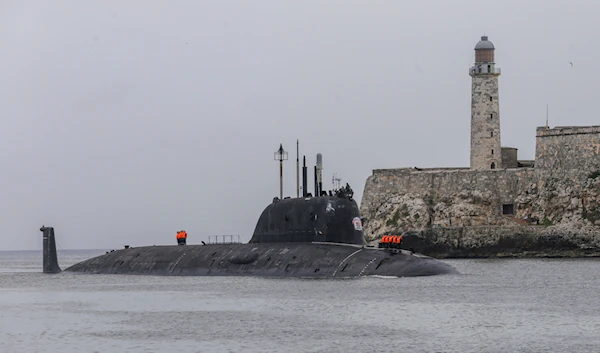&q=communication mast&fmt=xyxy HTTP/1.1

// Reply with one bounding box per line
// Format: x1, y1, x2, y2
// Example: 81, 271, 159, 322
274, 144, 288, 199
332, 173, 342, 190
296, 140, 300, 198
316, 153, 323, 196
